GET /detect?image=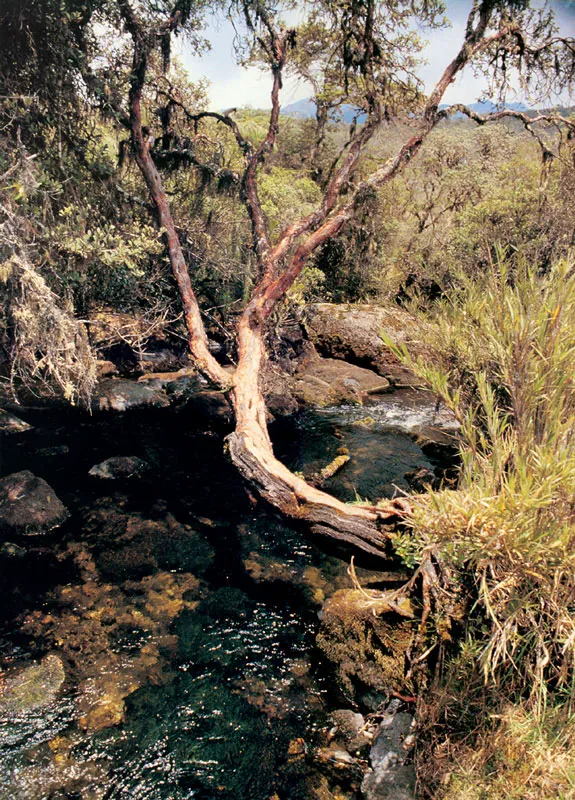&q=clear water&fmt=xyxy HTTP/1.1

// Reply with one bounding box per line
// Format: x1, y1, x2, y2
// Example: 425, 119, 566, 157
276, 390, 447, 501
0, 394, 444, 799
